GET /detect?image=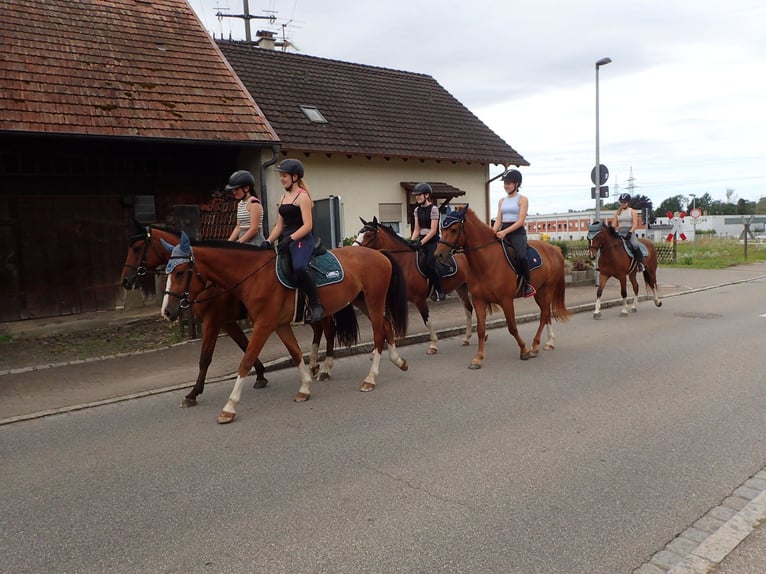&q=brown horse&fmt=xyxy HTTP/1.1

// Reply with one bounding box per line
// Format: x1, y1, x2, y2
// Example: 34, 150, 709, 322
120, 224, 337, 406
161, 232, 409, 424
586, 222, 662, 318
435, 206, 570, 369
356, 217, 474, 354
